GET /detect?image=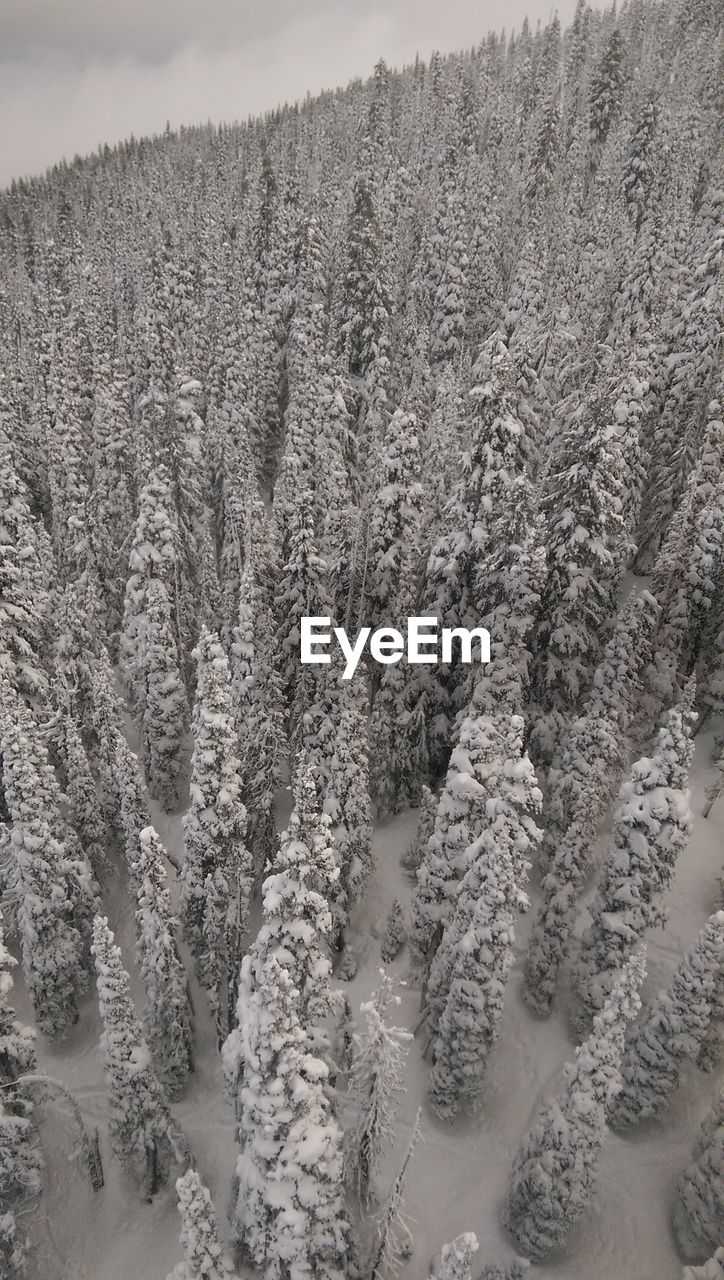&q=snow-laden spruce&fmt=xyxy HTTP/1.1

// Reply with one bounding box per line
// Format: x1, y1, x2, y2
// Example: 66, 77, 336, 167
224, 954, 350, 1279
505, 953, 645, 1261
230, 561, 285, 865
428, 1234, 479, 1280
411, 713, 509, 970
0, 914, 42, 1280
92, 916, 173, 1198
166, 1169, 233, 1280
609, 913, 724, 1129
141, 577, 188, 812
119, 465, 178, 711
347, 970, 412, 1205
575, 694, 695, 1022
0, 690, 92, 1037
180, 627, 252, 1032
428, 717, 541, 1116
674, 1091, 724, 1264
135, 826, 194, 1099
